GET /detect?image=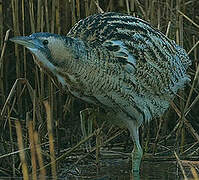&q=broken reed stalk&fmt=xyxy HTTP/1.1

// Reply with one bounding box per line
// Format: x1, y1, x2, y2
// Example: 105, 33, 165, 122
34, 131, 46, 180
1, 78, 35, 119
40, 128, 97, 170
0, 29, 10, 70
95, 124, 103, 166
8, 107, 16, 177
170, 101, 199, 144
44, 101, 57, 180
74, 129, 126, 166
152, 117, 164, 154
191, 167, 199, 179
184, 59, 199, 113
188, 40, 199, 55
178, 10, 199, 29
28, 120, 37, 180
0, 29, 10, 105
174, 151, 188, 180
15, 120, 29, 180
135, 0, 146, 18
94, 0, 104, 13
